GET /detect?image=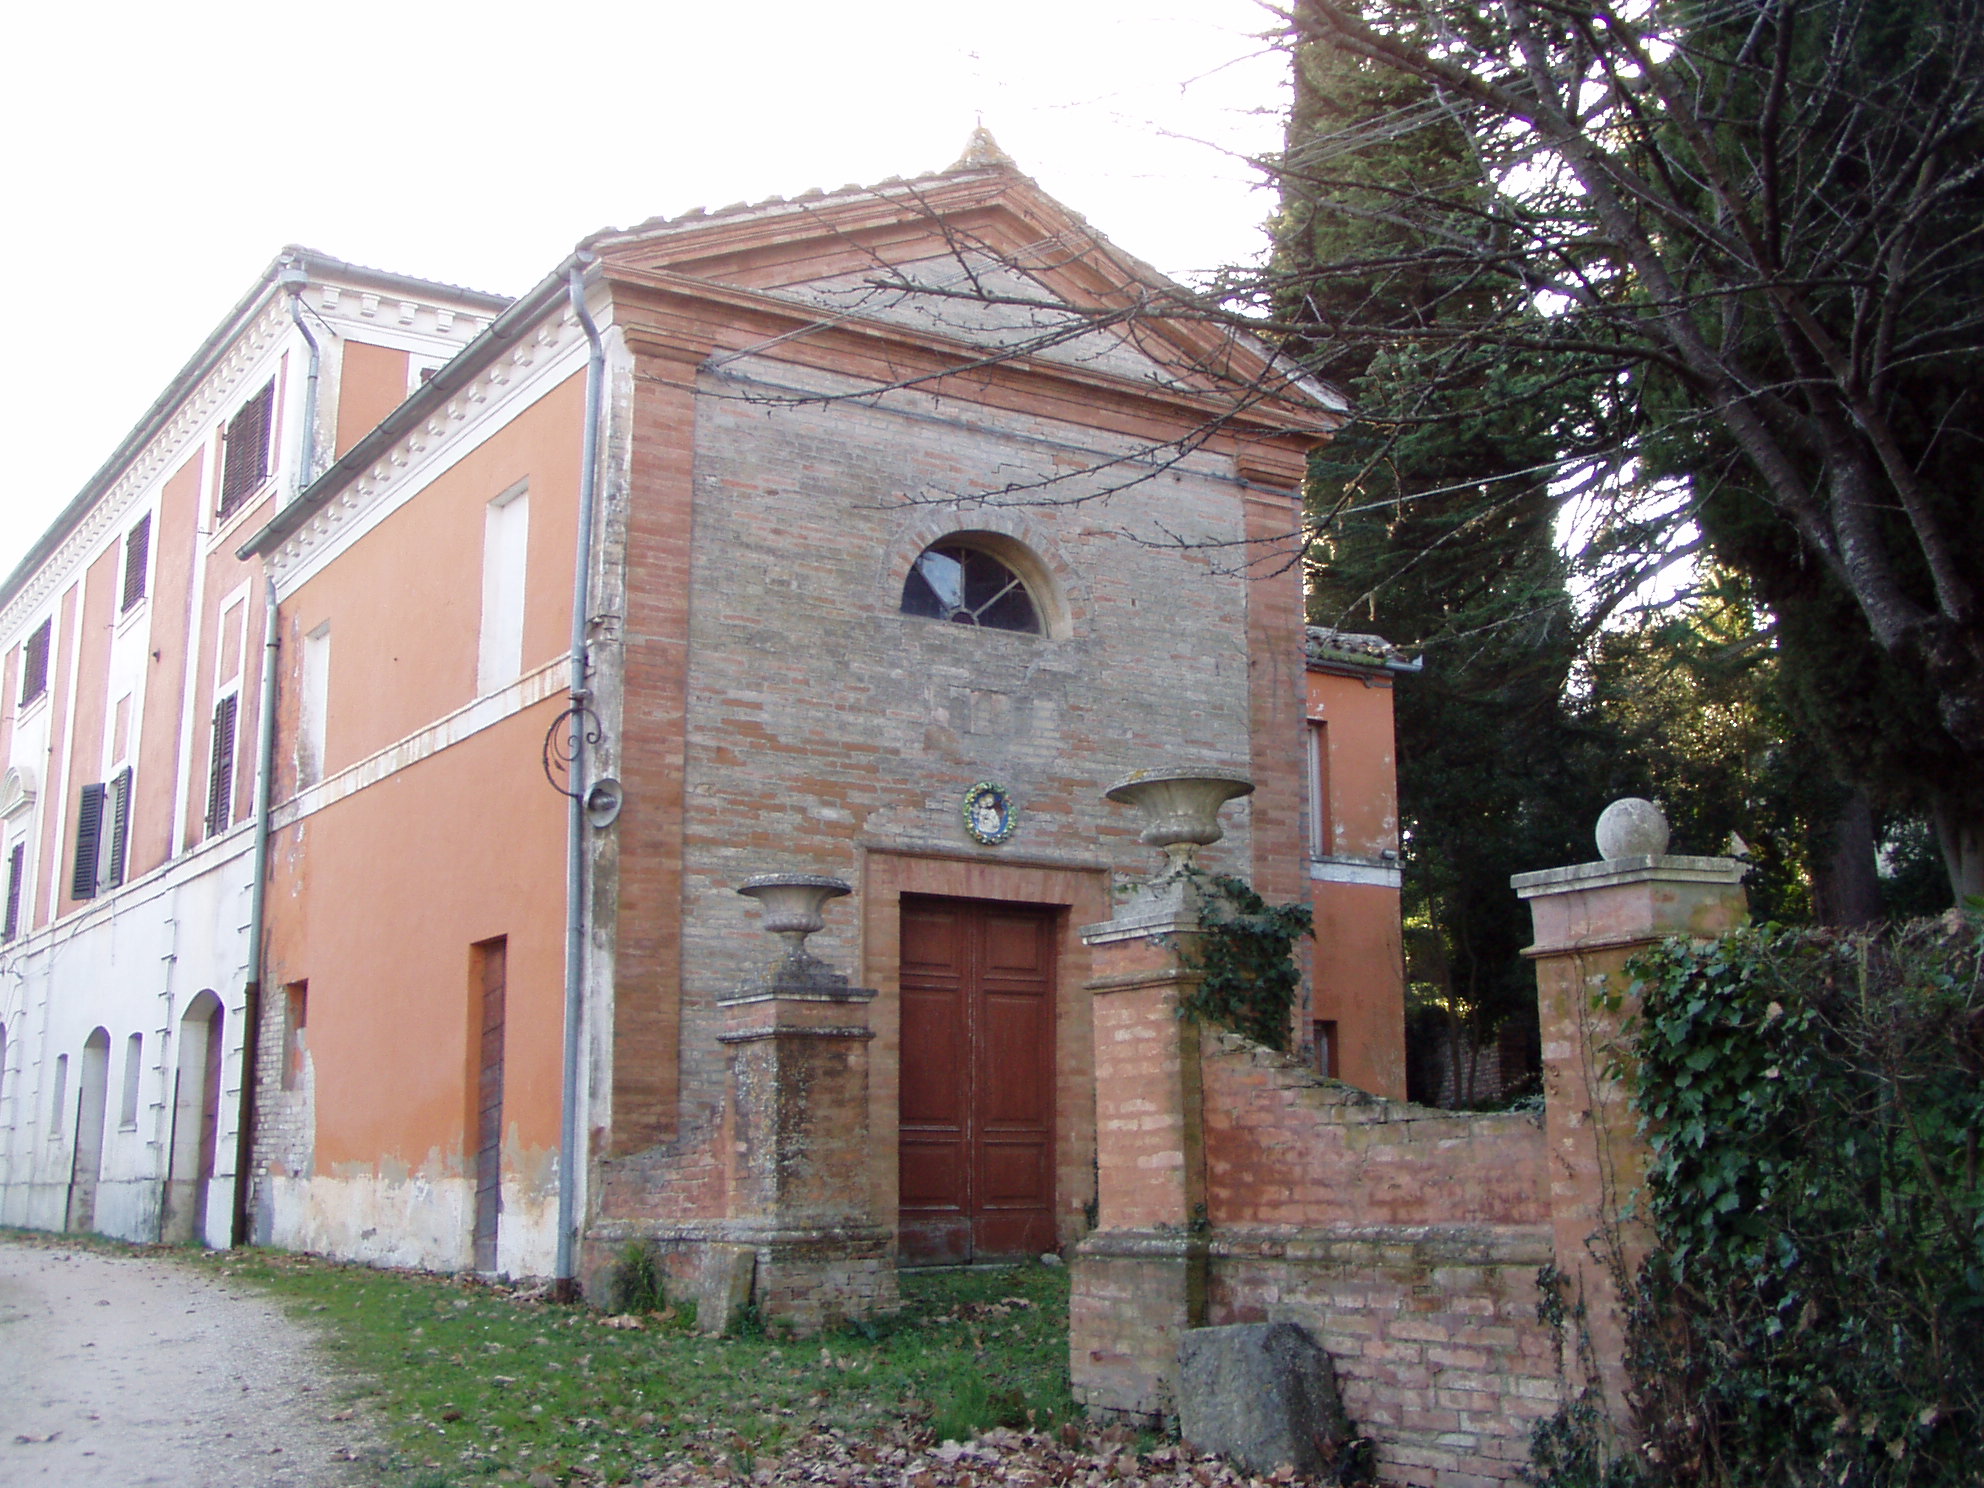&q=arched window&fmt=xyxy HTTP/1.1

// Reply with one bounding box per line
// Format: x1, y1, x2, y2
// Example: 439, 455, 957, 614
900, 542, 1042, 634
